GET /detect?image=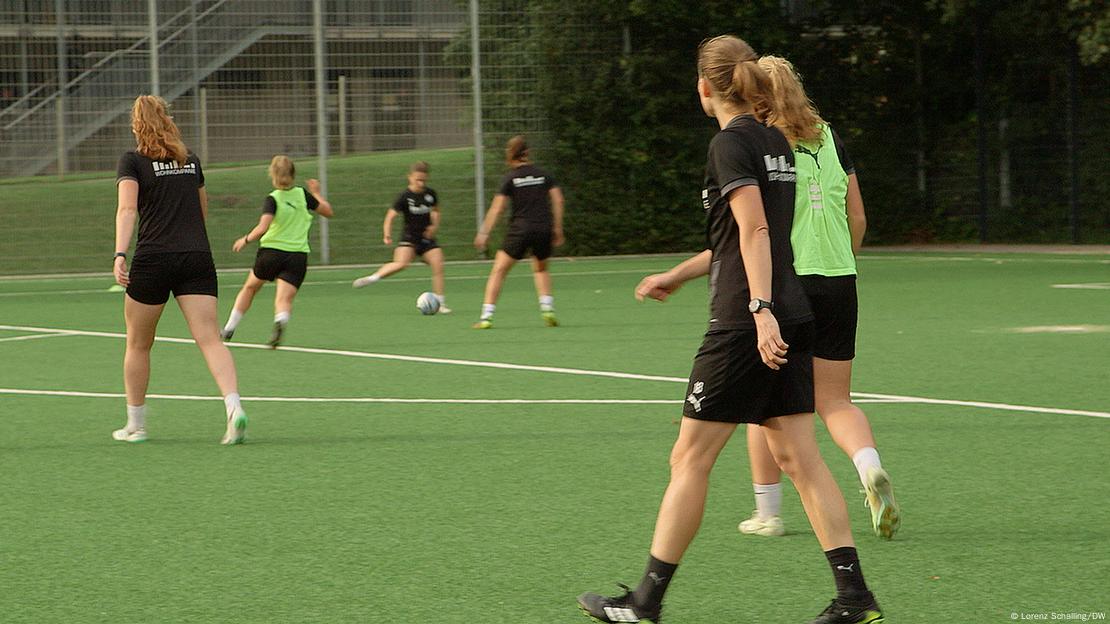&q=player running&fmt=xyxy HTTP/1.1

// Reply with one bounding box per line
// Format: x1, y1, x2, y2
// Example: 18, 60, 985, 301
112, 95, 247, 445
472, 135, 565, 329
352, 161, 451, 313
220, 155, 333, 348
577, 36, 884, 624
736, 55, 900, 541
